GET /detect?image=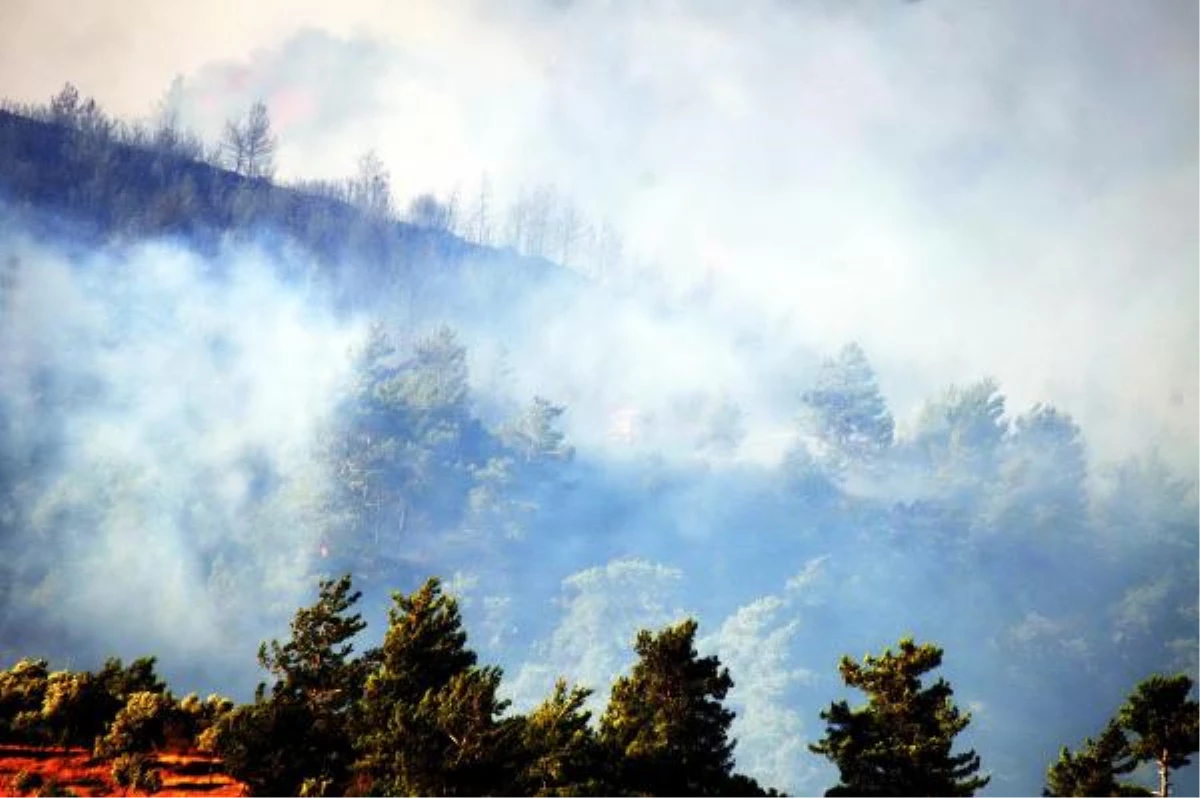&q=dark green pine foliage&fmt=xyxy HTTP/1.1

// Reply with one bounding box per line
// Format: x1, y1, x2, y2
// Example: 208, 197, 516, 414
208, 696, 315, 796
213, 575, 368, 796
352, 577, 516, 796
810, 637, 988, 797
1043, 721, 1151, 797
40, 670, 110, 750
1117, 674, 1199, 797
600, 619, 766, 796
257, 573, 372, 714
94, 657, 167, 702
514, 680, 608, 796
